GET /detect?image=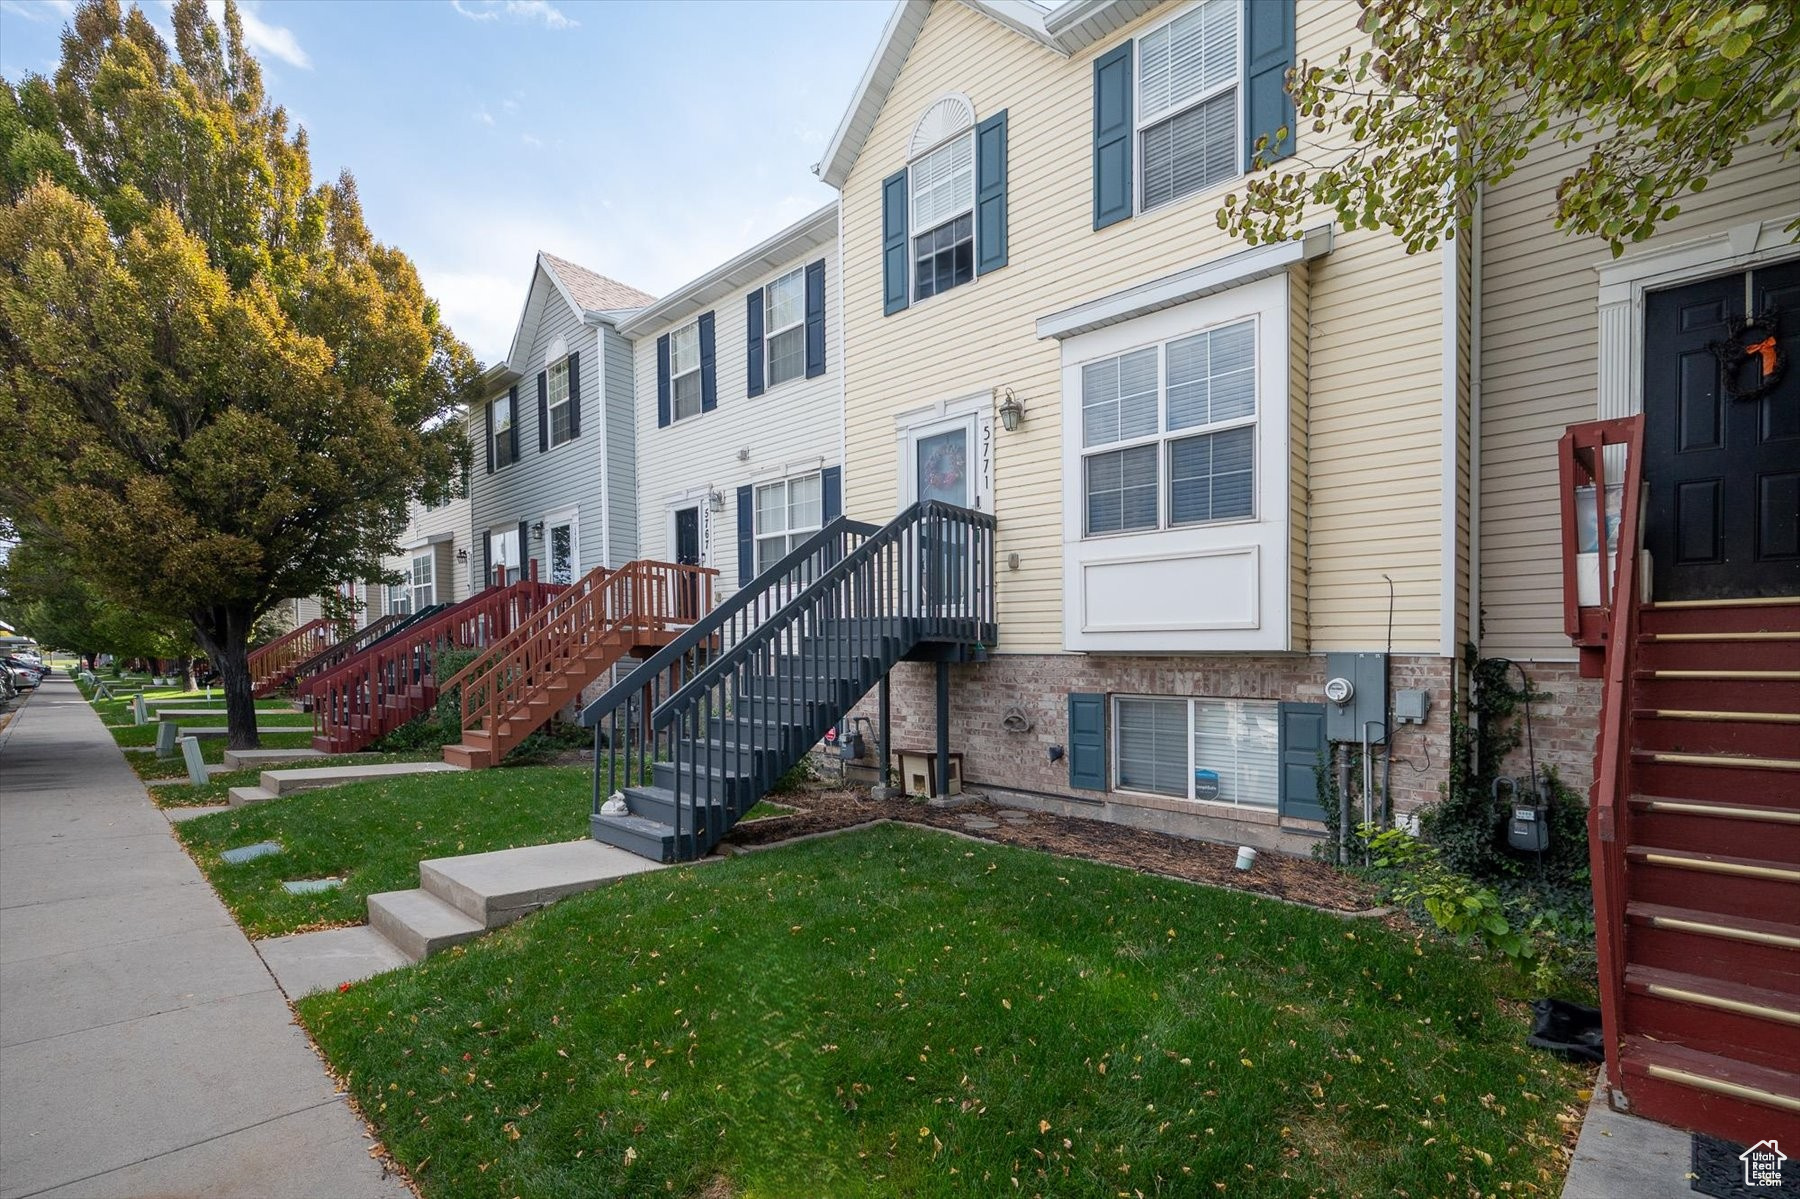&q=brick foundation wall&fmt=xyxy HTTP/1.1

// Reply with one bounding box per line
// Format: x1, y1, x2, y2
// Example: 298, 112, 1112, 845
847, 651, 1458, 830
1488, 659, 1603, 799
